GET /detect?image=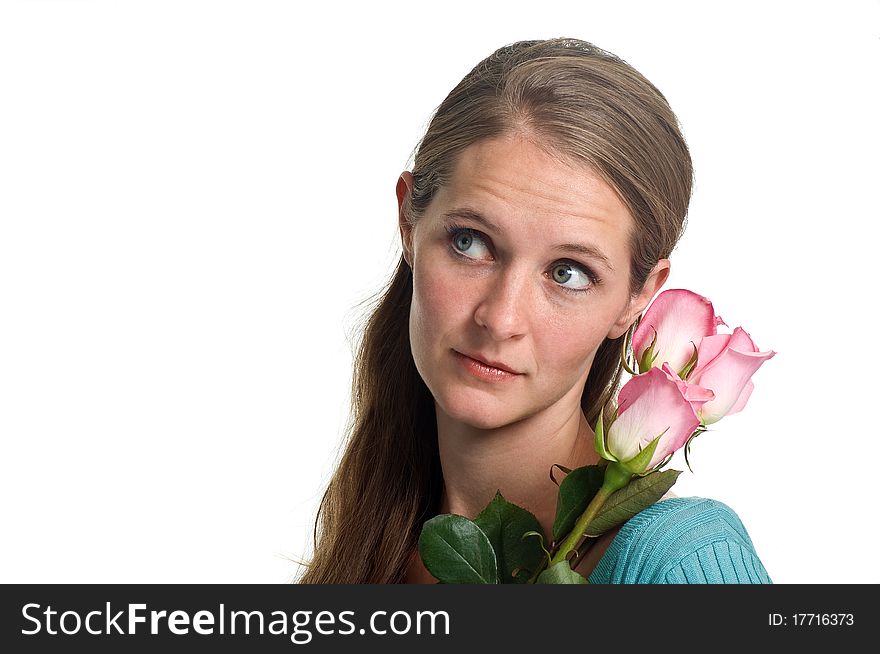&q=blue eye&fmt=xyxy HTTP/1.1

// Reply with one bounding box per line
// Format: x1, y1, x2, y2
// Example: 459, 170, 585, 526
445, 222, 600, 295
447, 226, 491, 259
550, 262, 596, 293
